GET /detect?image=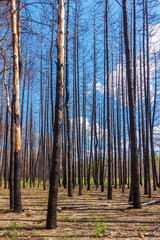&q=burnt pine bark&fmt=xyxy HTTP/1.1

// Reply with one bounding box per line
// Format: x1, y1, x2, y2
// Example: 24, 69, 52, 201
106, 0, 112, 199
145, 0, 151, 197
17, 0, 22, 83
30, 77, 33, 187
83, 49, 87, 186
142, 0, 148, 195
121, 25, 127, 192
137, 71, 142, 186
10, 94, 15, 209
46, 0, 65, 229
122, 0, 141, 208
101, 17, 106, 193
113, 54, 117, 189
76, 15, 83, 195
147, 16, 157, 191
140, 42, 146, 192
4, 107, 9, 189
72, 0, 78, 189
133, 0, 136, 102
150, 51, 158, 187
11, 0, 22, 213
93, 12, 98, 189
23, 76, 30, 188
50, 6, 55, 131
117, 52, 122, 188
